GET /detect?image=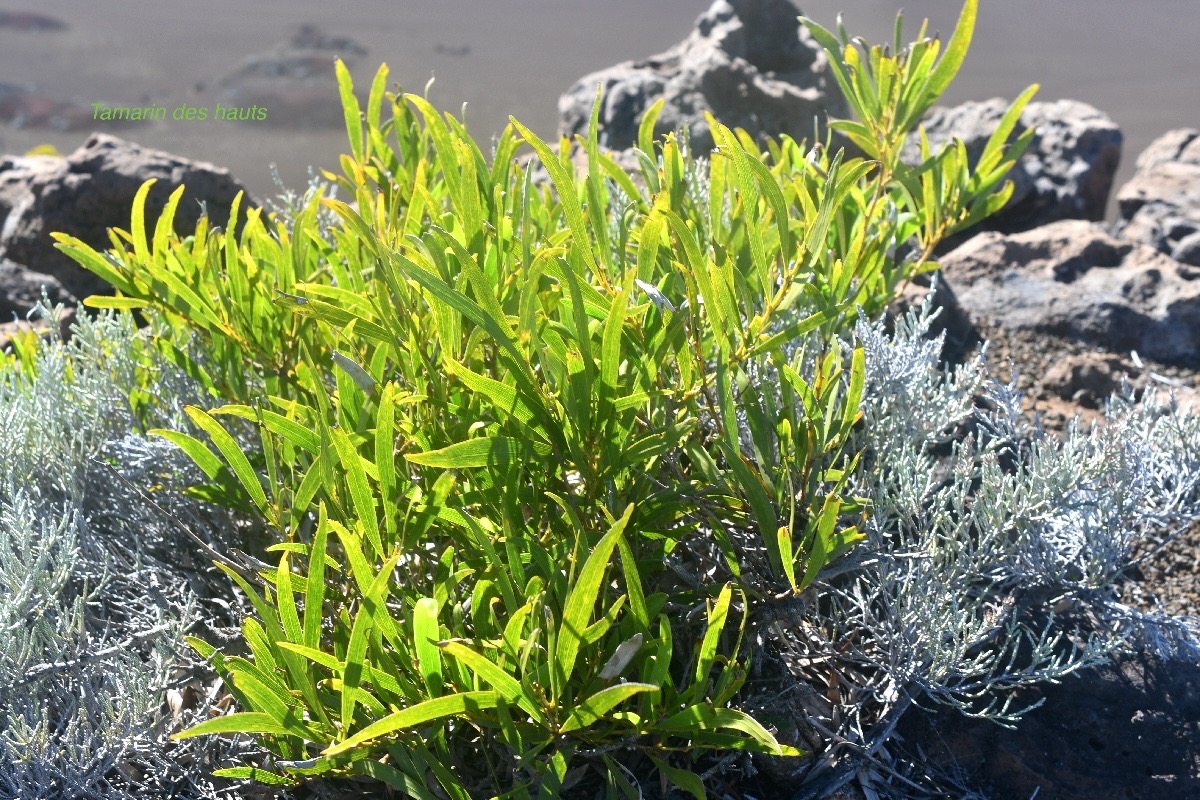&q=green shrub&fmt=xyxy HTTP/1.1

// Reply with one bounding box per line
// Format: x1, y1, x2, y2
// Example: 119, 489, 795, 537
51, 0, 1033, 795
